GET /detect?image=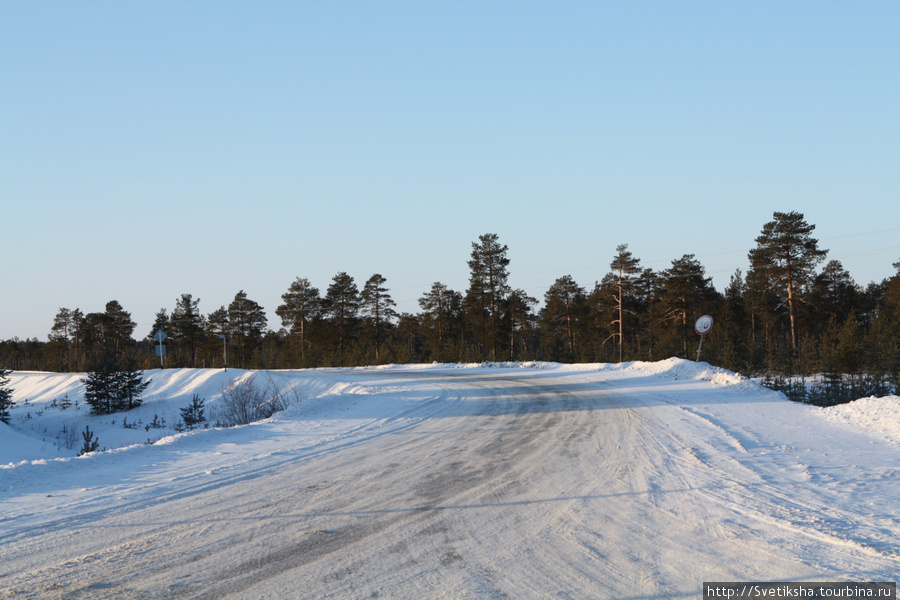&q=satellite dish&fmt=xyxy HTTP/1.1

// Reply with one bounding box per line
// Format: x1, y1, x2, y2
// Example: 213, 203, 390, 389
695, 315, 714, 336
